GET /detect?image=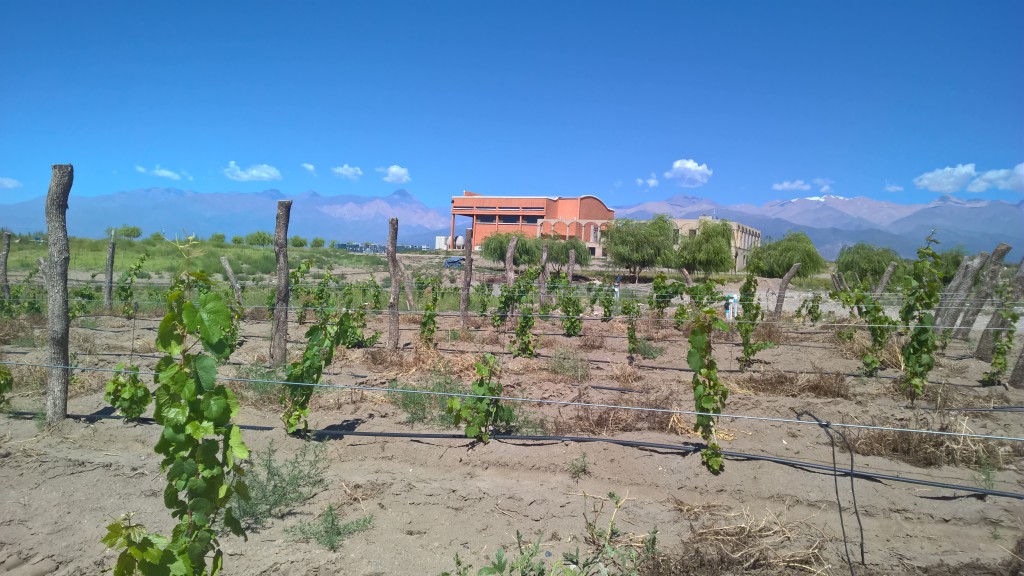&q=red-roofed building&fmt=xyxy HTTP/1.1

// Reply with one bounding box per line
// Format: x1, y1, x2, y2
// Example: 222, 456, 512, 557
450, 191, 615, 256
